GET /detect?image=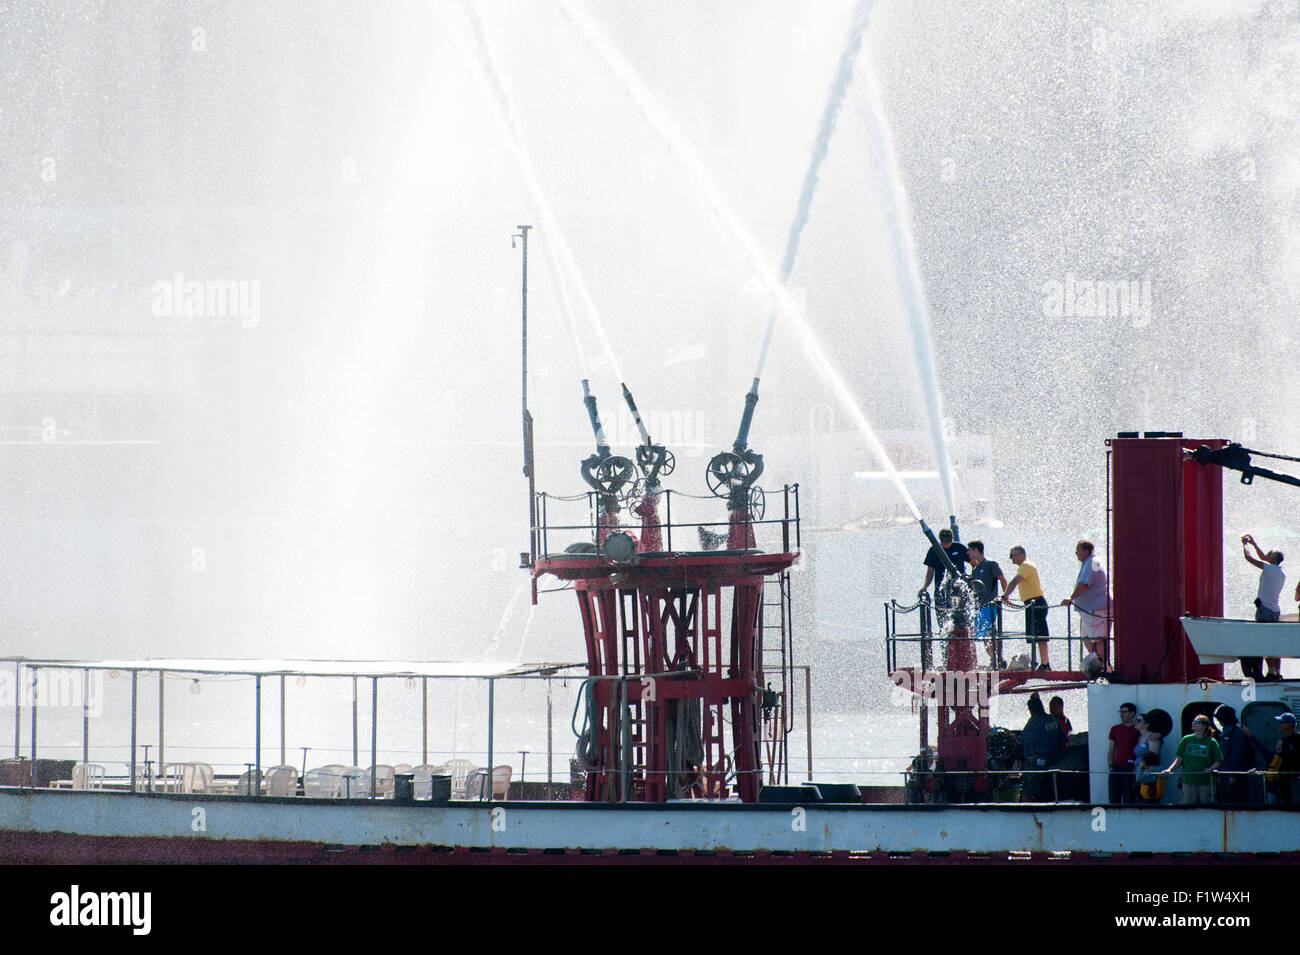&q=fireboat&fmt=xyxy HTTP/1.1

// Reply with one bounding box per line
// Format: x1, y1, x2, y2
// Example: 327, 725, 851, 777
1, 229, 1299, 861
5, 393, 1298, 863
